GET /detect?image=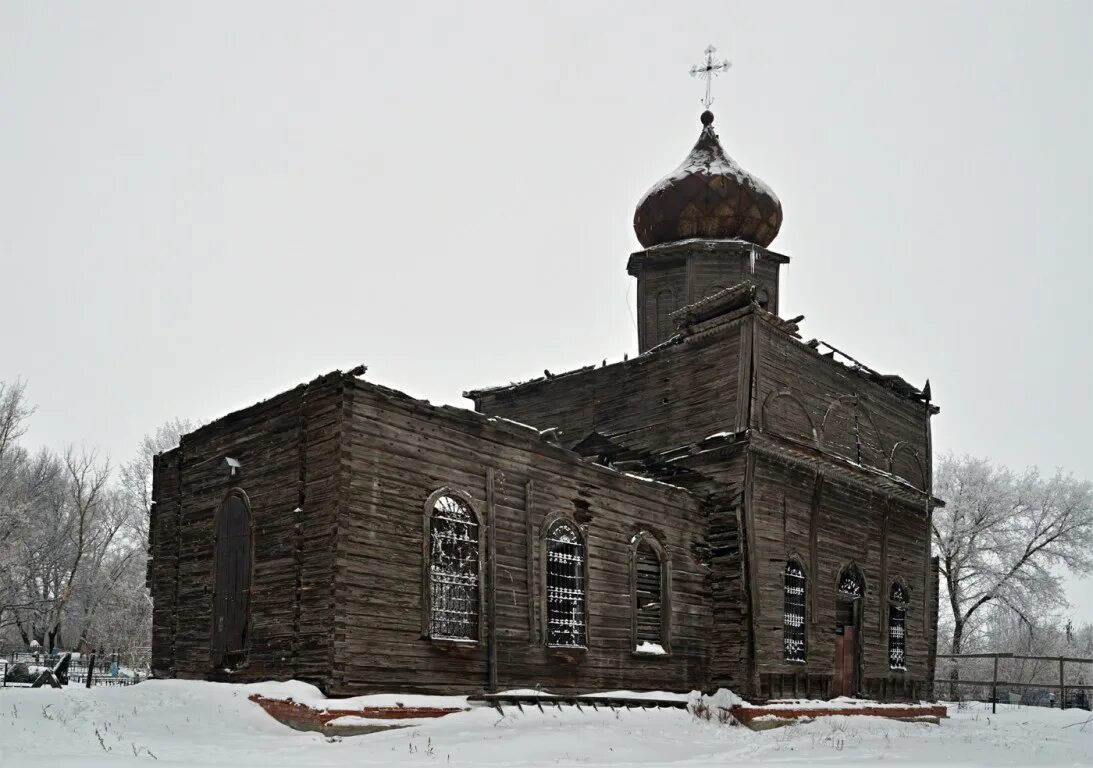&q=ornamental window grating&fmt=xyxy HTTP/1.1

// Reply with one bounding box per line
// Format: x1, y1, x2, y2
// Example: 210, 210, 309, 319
888, 582, 909, 670
635, 540, 663, 647
546, 520, 586, 647
838, 567, 864, 599
783, 561, 807, 662
428, 494, 480, 640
